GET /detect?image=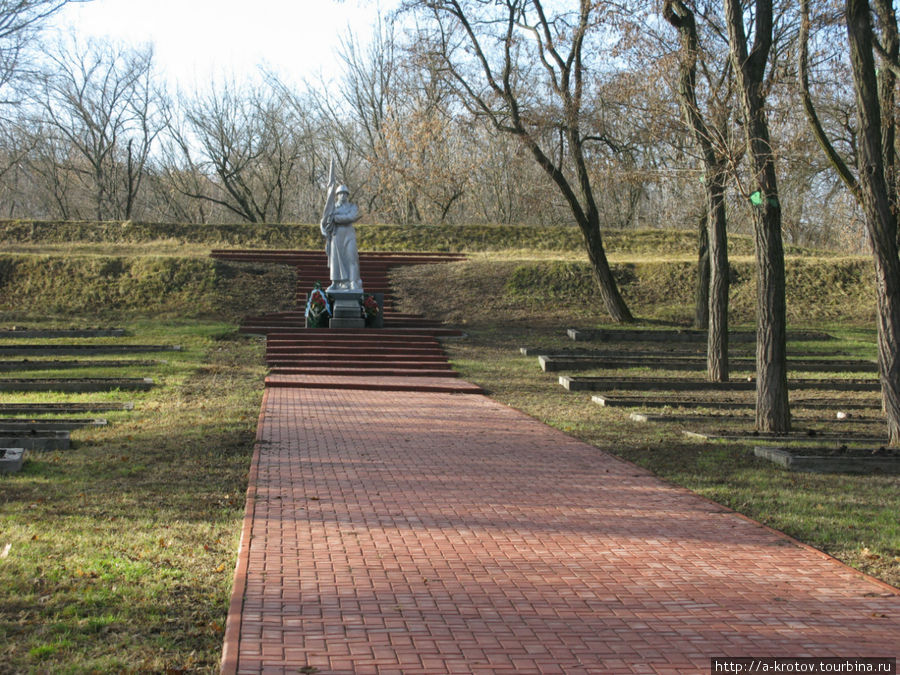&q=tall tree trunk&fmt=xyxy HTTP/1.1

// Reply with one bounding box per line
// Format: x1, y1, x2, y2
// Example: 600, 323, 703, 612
664, 0, 729, 380
847, 0, 900, 444
695, 208, 710, 329
707, 171, 730, 382
873, 0, 898, 214
725, 0, 790, 433
752, 192, 791, 431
